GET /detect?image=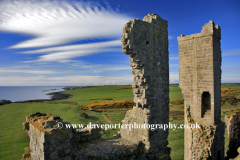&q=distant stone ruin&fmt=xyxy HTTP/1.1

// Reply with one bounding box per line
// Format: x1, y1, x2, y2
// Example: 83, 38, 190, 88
21, 14, 171, 160
178, 21, 224, 160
